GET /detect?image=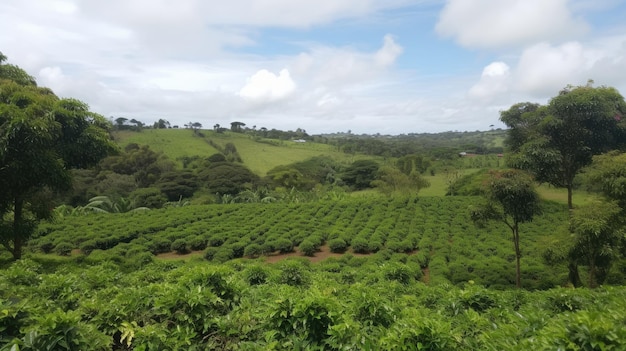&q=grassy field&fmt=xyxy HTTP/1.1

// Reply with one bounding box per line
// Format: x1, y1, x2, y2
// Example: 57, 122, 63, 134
536, 184, 599, 207
113, 129, 220, 160
114, 129, 369, 175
